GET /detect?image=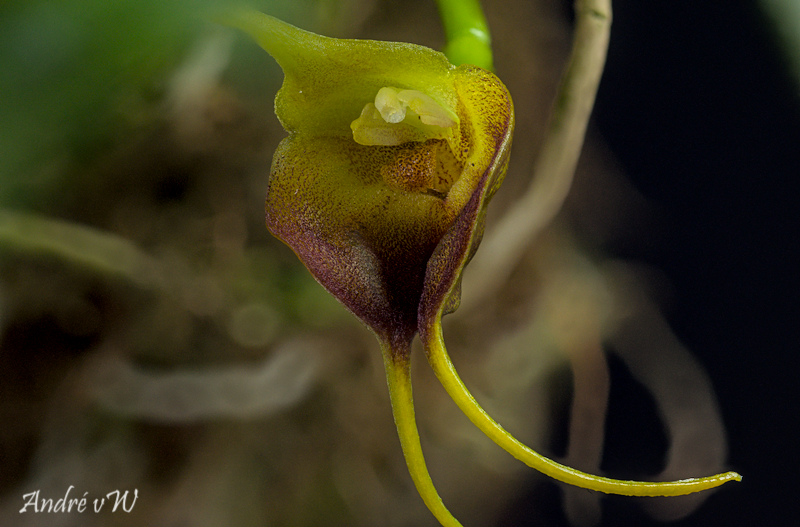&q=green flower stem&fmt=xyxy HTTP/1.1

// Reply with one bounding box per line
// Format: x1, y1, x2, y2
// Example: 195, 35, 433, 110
434, 0, 493, 70
423, 318, 743, 496
462, 0, 611, 311
381, 341, 463, 527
